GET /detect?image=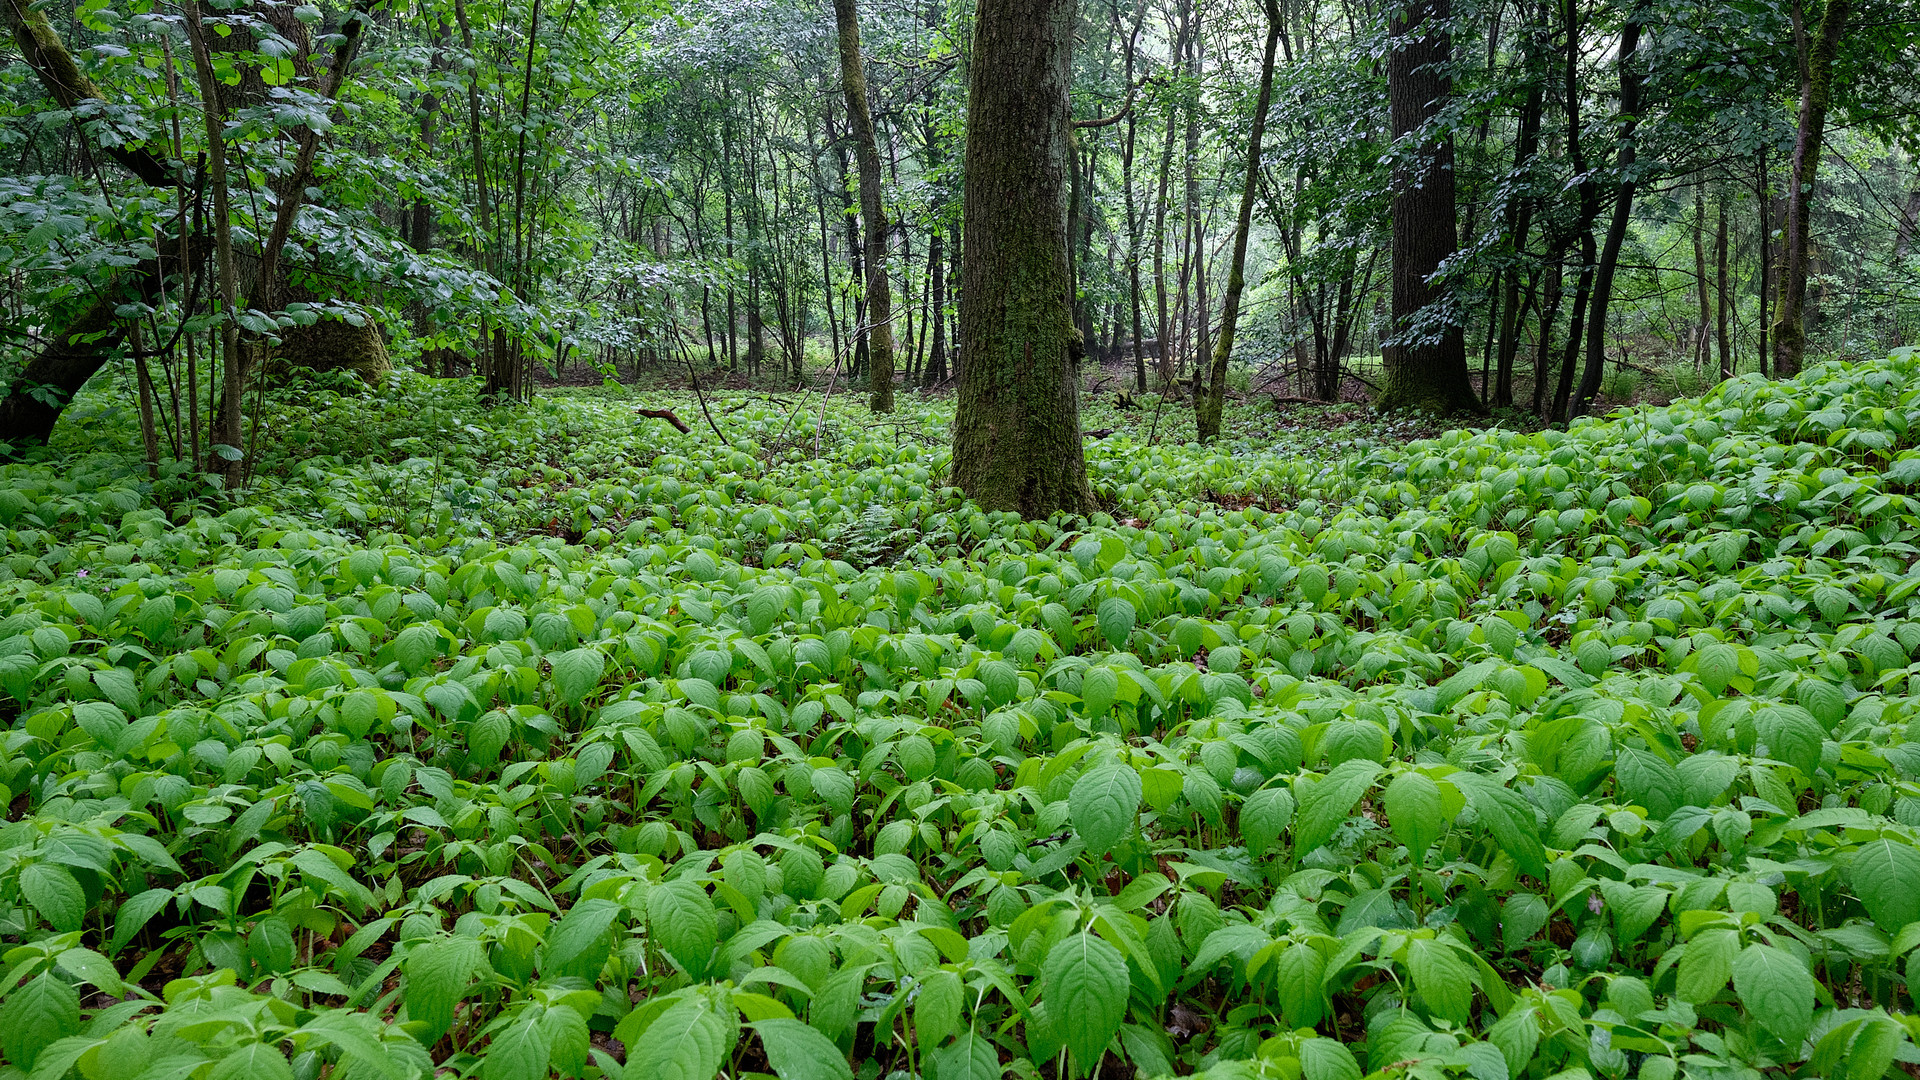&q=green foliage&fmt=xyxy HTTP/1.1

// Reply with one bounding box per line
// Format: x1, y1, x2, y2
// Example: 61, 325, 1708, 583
8, 353, 1920, 1079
